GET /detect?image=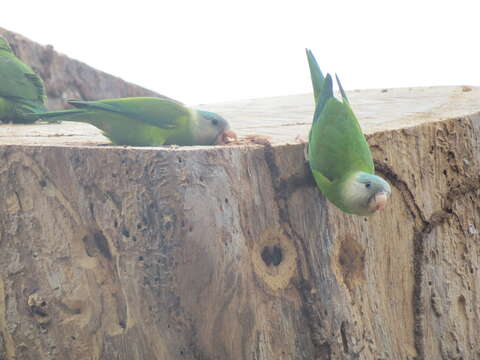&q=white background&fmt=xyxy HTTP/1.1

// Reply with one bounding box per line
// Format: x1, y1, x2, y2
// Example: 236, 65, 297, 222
3, 0, 479, 104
